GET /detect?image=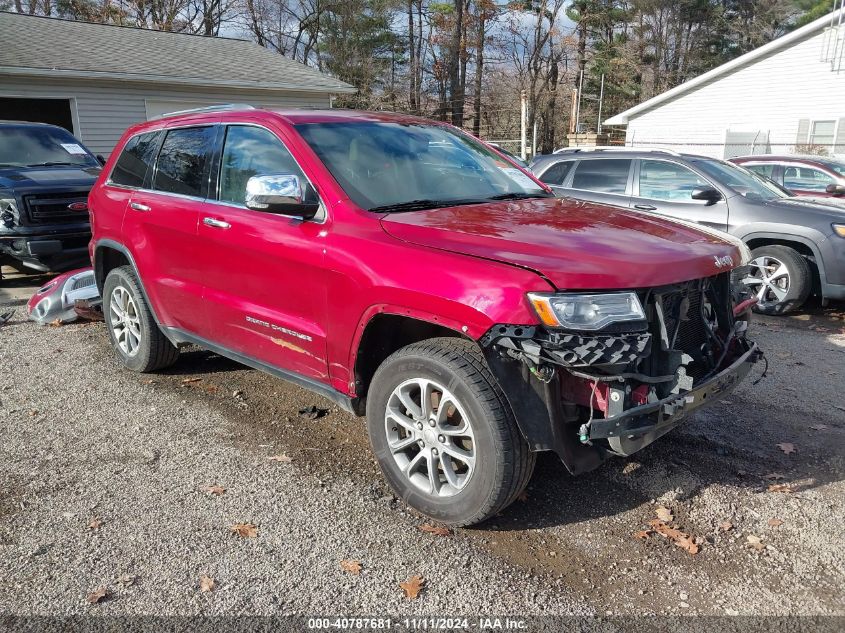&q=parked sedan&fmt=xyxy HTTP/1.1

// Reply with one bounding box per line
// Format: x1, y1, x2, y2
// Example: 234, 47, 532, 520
731, 154, 845, 199
530, 148, 845, 315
